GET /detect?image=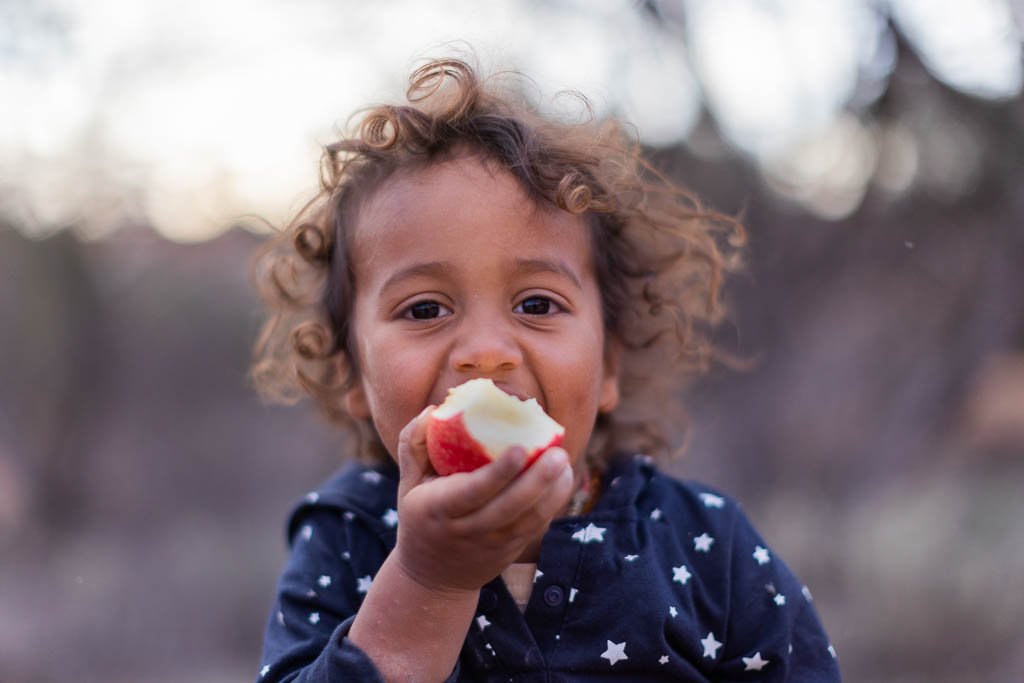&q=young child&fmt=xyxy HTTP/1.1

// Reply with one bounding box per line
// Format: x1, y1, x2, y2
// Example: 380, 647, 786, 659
251, 57, 841, 682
